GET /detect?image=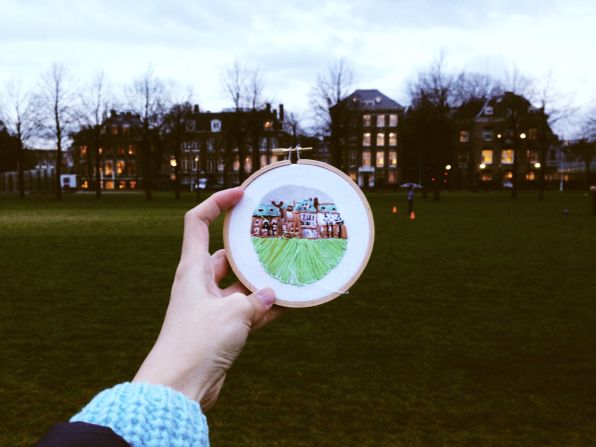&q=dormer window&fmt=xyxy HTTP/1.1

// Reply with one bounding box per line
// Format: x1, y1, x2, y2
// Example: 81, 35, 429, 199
484, 106, 494, 116
185, 120, 195, 131
210, 119, 222, 132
